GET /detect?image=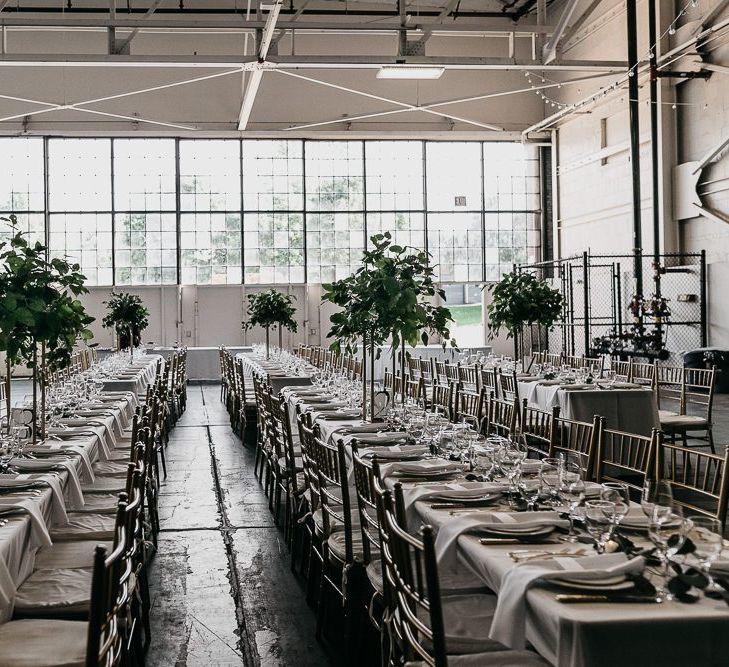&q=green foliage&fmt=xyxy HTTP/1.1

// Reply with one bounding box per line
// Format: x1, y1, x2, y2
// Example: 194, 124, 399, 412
0, 214, 94, 370
321, 232, 456, 355
243, 289, 298, 333
486, 271, 563, 339
102, 291, 150, 339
